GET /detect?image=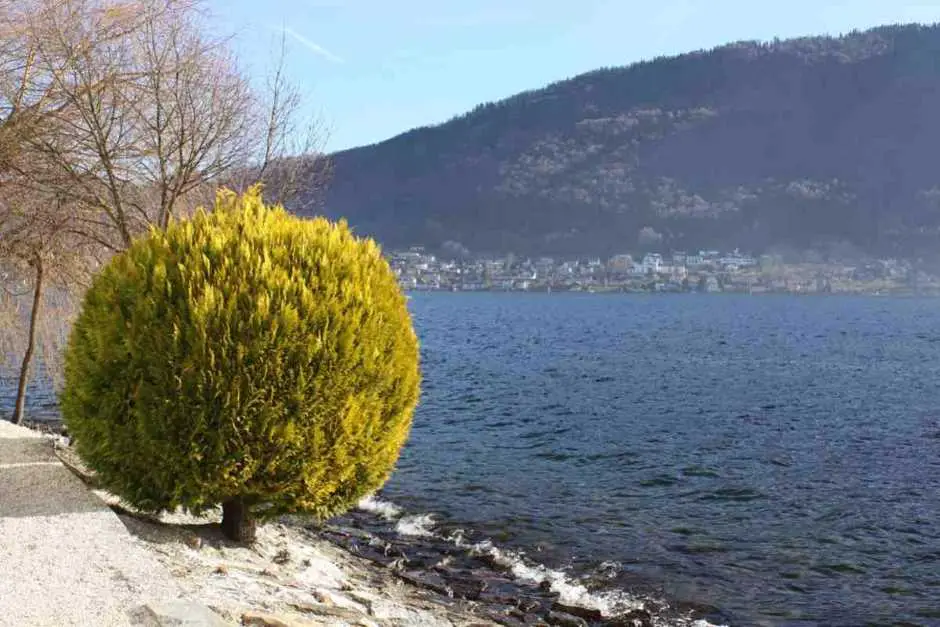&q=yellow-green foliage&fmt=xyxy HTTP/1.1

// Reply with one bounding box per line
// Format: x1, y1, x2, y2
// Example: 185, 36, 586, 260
61, 187, 420, 520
